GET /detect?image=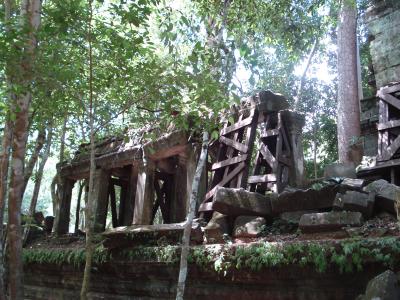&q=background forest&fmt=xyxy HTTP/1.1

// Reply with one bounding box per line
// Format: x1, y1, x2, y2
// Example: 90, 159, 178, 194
0, 0, 374, 218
